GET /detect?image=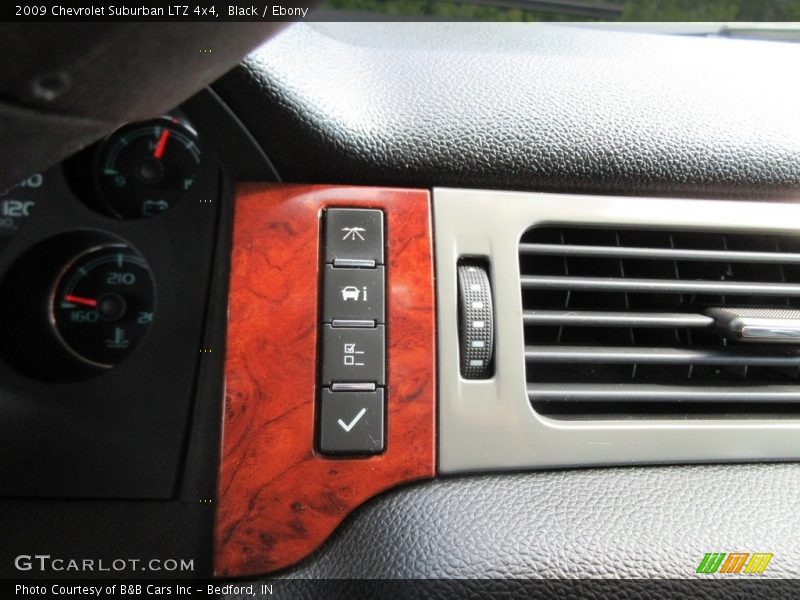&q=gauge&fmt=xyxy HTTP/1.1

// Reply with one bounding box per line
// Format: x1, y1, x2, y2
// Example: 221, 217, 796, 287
95, 118, 201, 219
51, 244, 155, 367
